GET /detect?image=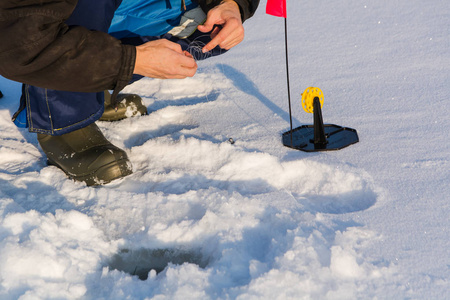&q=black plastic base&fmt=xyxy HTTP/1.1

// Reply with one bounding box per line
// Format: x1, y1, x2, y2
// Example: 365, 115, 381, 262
282, 124, 359, 152
283, 96, 358, 152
